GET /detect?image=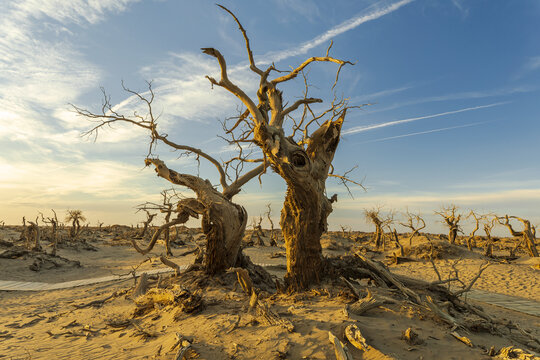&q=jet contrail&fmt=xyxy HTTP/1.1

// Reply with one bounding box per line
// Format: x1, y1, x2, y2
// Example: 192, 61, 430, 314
343, 102, 506, 135
357, 122, 486, 143
257, 0, 415, 64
